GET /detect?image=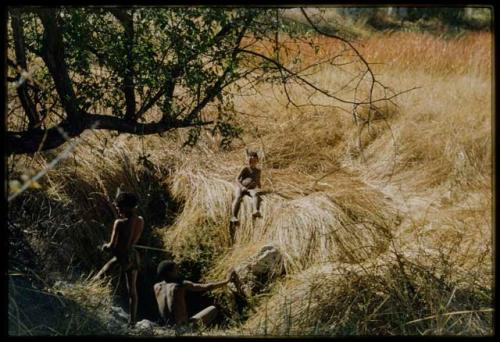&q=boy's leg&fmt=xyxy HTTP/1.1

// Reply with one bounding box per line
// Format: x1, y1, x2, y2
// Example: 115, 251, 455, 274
231, 187, 244, 222
189, 305, 218, 327
249, 189, 262, 217
93, 256, 118, 280
125, 269, 139, 327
